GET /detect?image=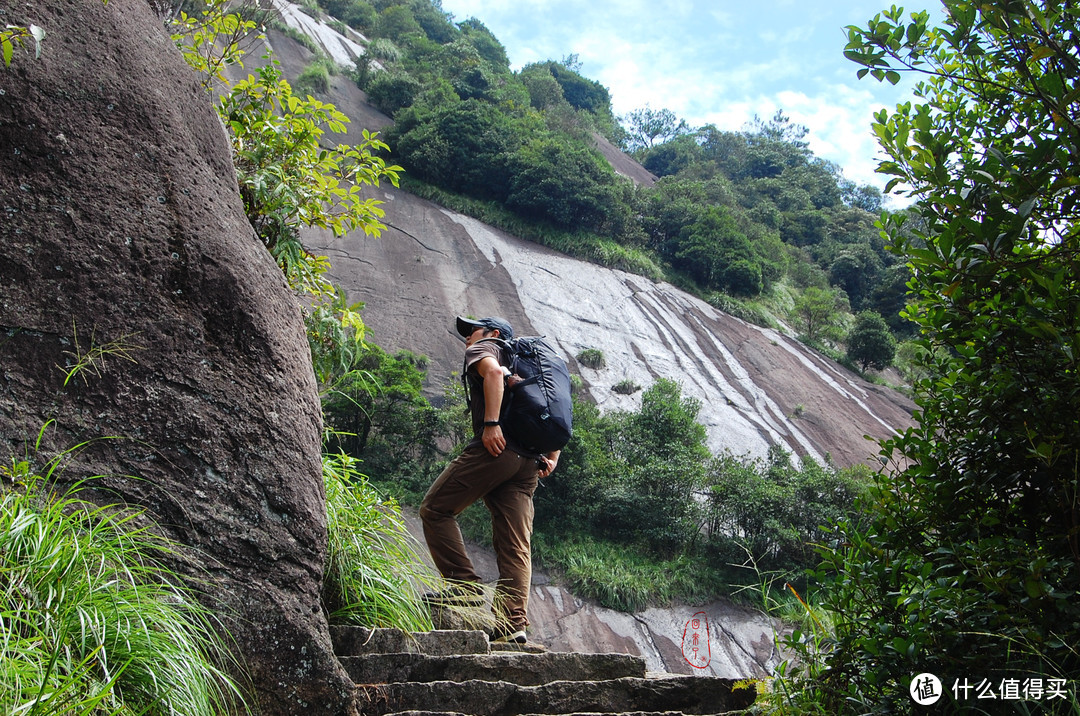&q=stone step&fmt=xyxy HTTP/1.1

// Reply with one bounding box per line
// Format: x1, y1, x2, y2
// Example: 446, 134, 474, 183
357, 676, 756, 716
343, 651, 646, 687
331, 626, 489, 657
